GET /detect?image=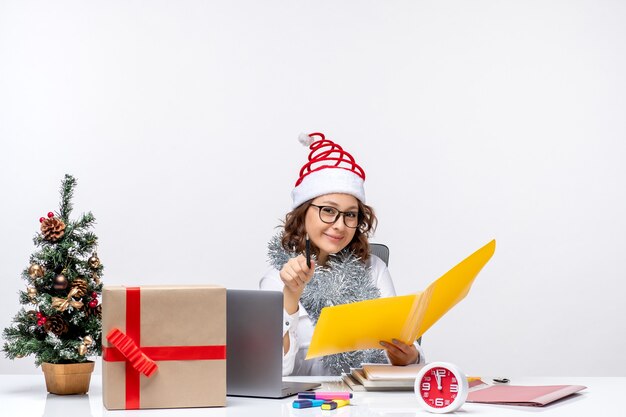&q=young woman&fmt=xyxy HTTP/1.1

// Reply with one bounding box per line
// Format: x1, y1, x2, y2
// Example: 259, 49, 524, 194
260, 132, 425, 376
